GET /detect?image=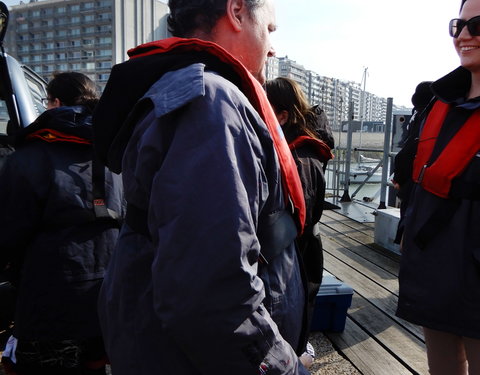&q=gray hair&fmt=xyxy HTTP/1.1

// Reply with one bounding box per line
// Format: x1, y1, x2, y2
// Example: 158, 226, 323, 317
167, 0, 264, 37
